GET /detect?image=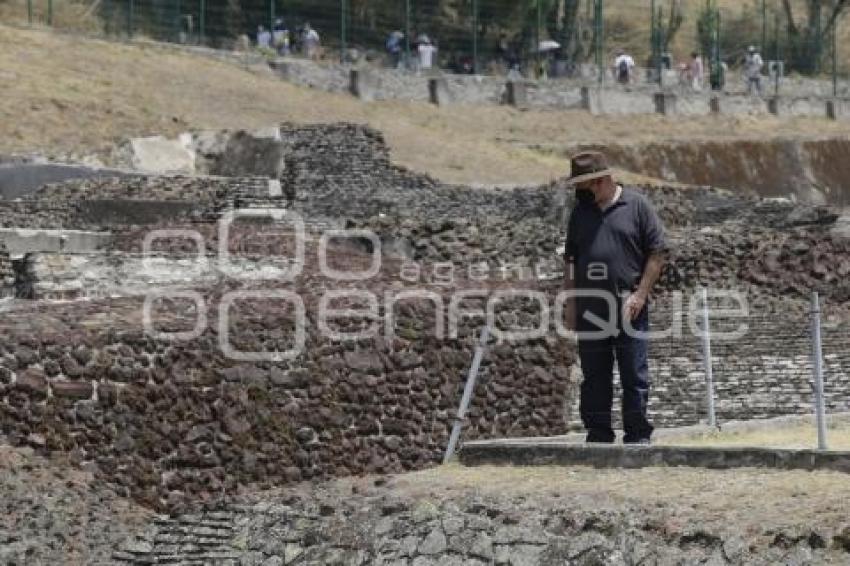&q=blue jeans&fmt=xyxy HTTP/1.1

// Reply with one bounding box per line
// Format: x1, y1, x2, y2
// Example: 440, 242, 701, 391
578, 307, 653, 443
